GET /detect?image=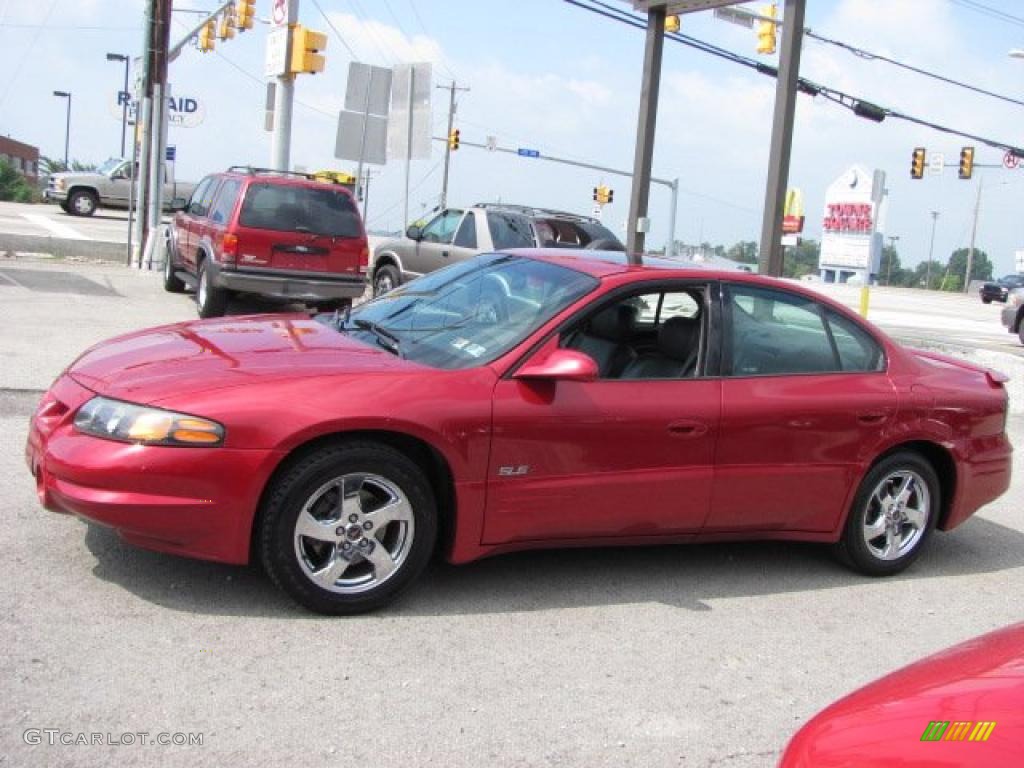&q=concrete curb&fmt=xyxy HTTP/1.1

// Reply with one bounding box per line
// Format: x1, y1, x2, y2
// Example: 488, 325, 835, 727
0, 233, 127, 264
